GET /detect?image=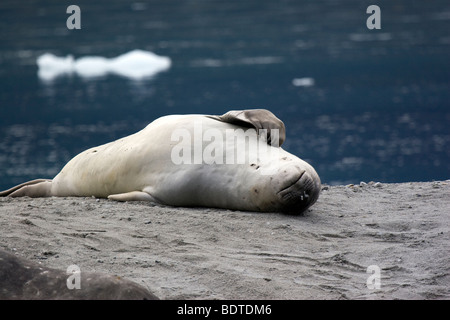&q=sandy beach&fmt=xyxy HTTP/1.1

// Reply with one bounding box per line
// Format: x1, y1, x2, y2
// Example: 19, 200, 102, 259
1, 181, 449, 299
